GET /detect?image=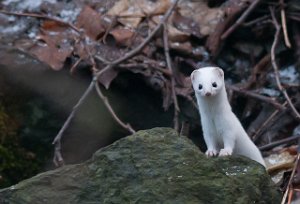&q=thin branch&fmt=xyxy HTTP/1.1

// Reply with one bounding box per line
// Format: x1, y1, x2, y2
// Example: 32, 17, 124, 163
221, 0, 261, 40
227, 84, 285, 111
281, 153, 300, 204
94, 55, 111, 65
163, 24, 179, 112
252, 104, 282, 142
95, 82, 135, 134
70, 57, 82, 74
254, 102, 285, 142
53, 138, 63, 167
259, 134, 300, 151
51, 0, 180, 165
243, 14, 270, 27
0, 10, 81, 33
242, 54, 271, 90
89, 36, 136, 135
94, 0, 180, 70
118, 63, 172, 76
163, 23, 180, 131
270, 7, 300, 120
52, 79, 95, 166
280, 0, 292, 48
